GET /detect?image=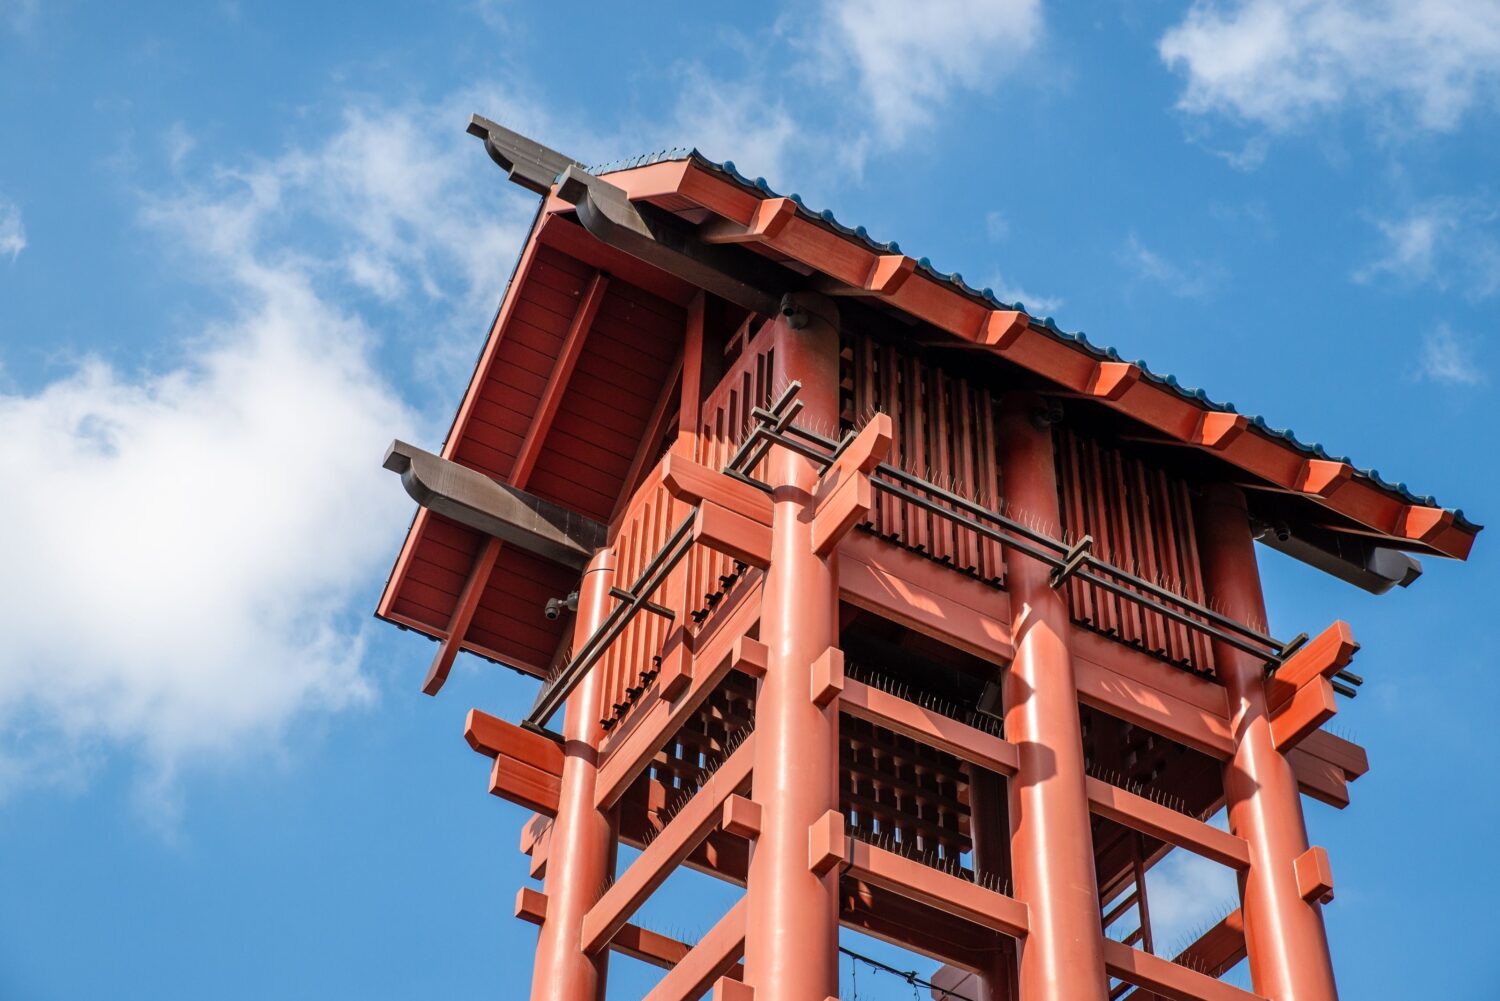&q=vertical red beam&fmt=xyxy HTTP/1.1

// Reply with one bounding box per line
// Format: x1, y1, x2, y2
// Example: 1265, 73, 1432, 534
1196, 484, 1339, 1001
532, 547, 618, 1001
969, 768, 1018, 1001
996, 394, 1109, 1001
742, 295, 842, 1001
